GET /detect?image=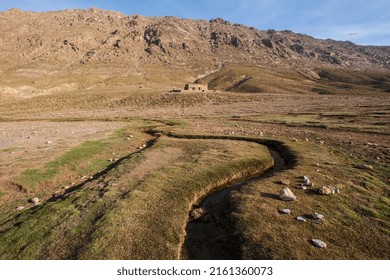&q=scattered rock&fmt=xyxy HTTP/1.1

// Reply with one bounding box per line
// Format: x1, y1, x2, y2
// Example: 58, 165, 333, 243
365, 142, 378, 147
355, 163, 373, 170
296, 185, 307, 190
312, 239, 327, 248
190, 208, 205, 220
279, 208, 291, 215
292, 138, 298, 142
46, 140, 53, 144
302, 175, 313, 187
318, 186, 339, 195
312, 212, 324, 220
29, 197, 40, 205
52, 190, 64, 198
318, 186, 334, 195
304, 180, 313, 187
296, 216, 306, 222
16, 206, 25, 211
280, 179, 290, 185
279, 187, 296, 201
